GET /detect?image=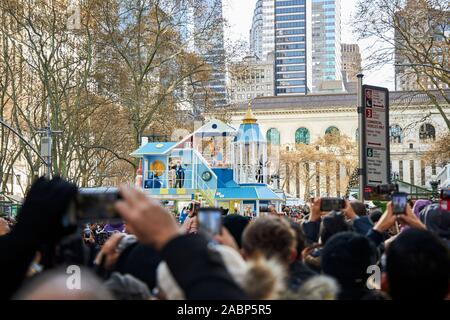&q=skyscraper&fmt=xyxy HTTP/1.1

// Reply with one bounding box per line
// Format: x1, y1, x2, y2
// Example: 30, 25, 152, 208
394, 0, 449, 91
274, 0, 312, 95
194, 0, 228, 107
250, 0, 264, 59
173, 0, 228, 109
250, 0, 345, 96
341, 43, 362, 81
250, 0, 275, 60
311, 0, 341, 92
